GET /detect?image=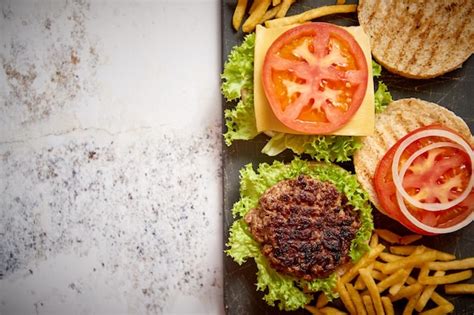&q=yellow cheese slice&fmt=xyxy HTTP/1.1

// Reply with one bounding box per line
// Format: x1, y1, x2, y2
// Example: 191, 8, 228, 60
254, 24, 374, 136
